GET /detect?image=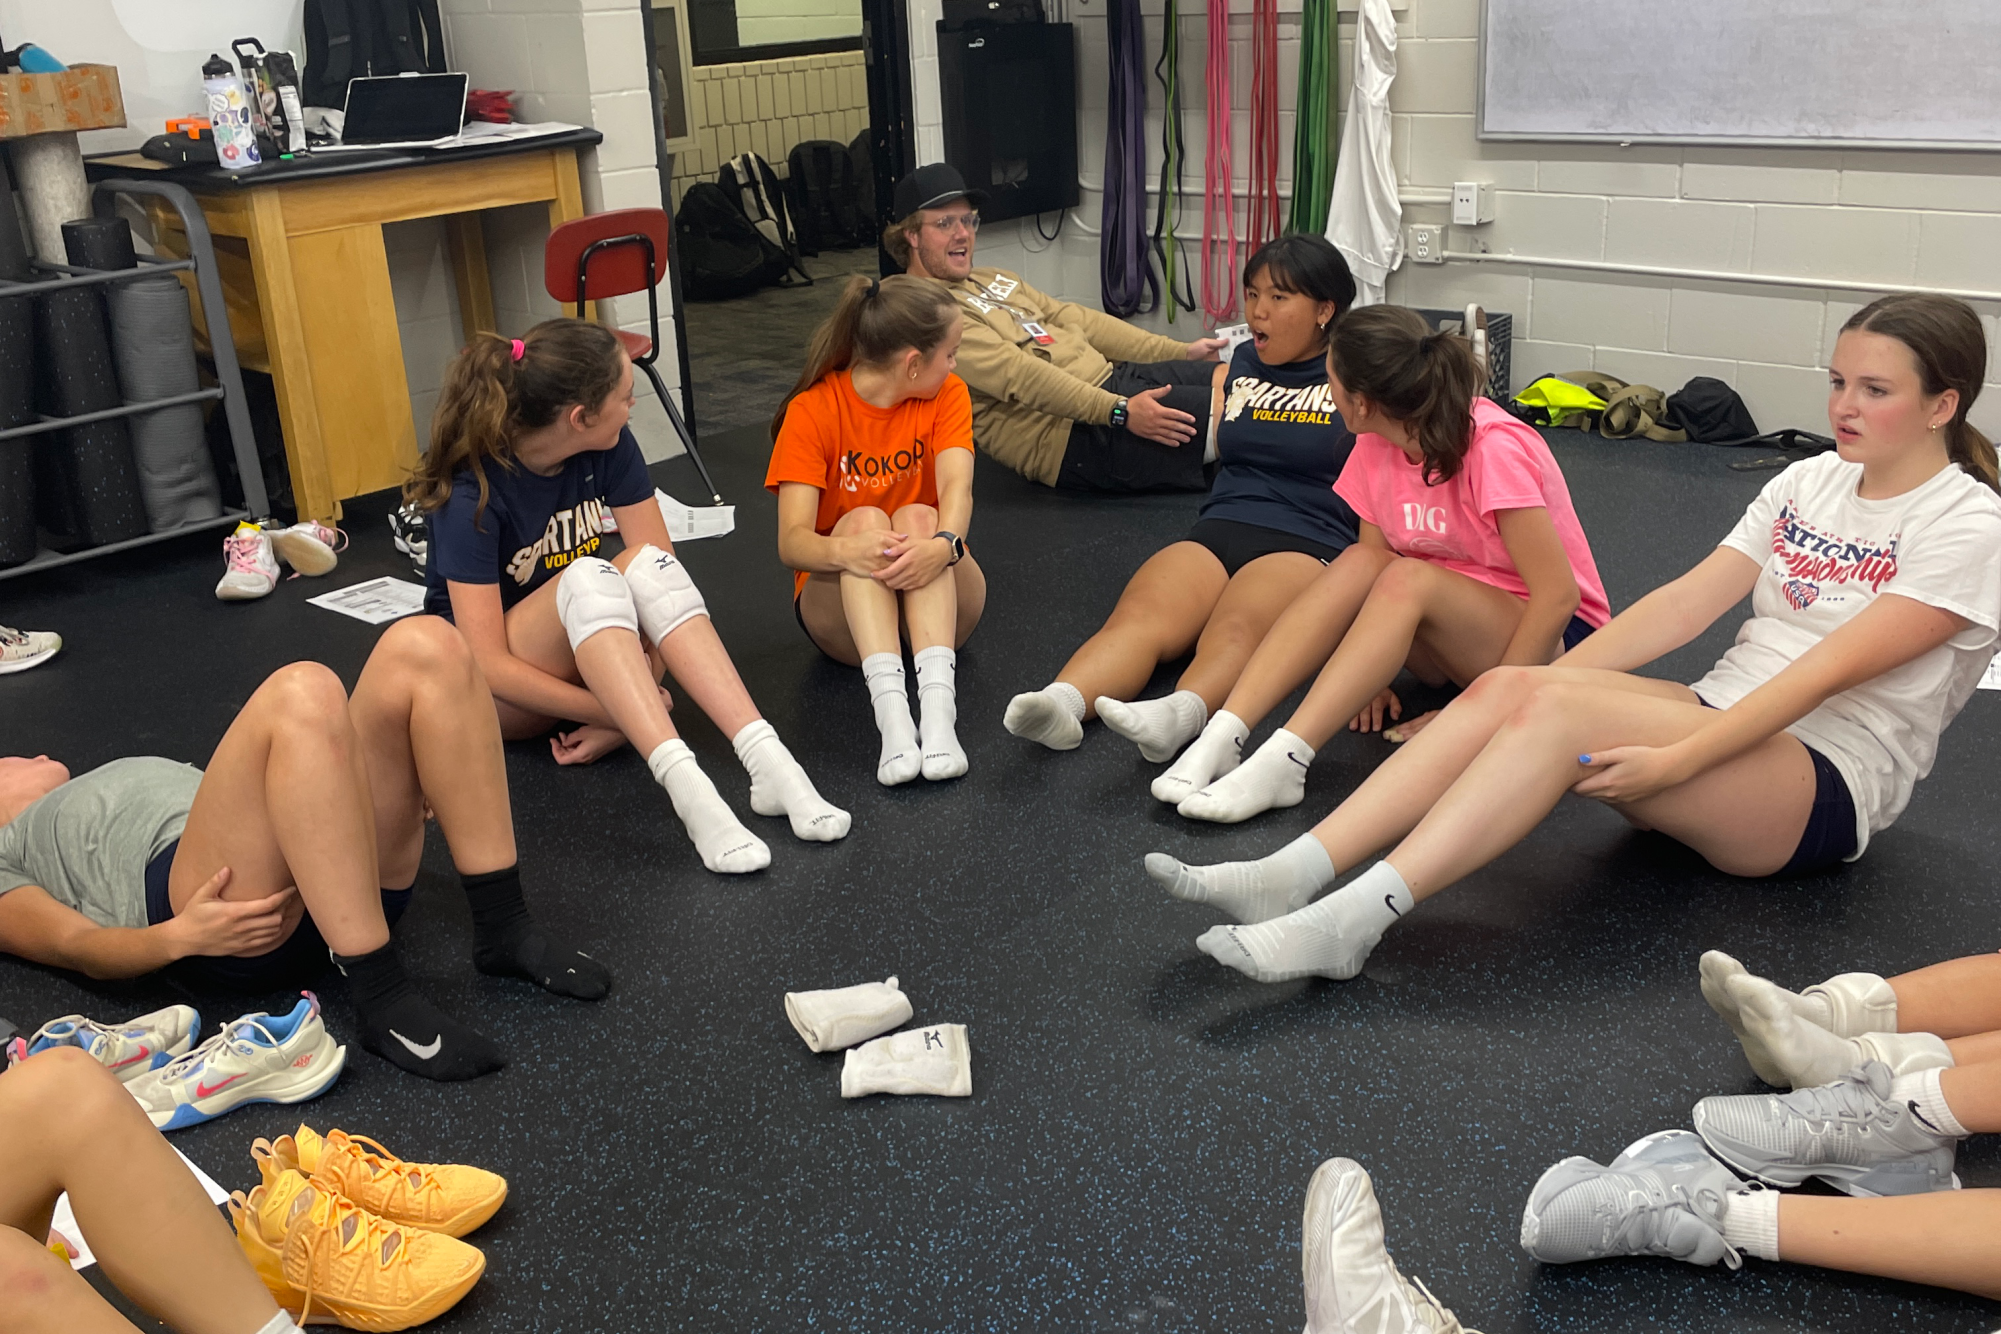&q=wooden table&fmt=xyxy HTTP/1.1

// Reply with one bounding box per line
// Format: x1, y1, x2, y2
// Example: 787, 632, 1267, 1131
88, 130, 602, 520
